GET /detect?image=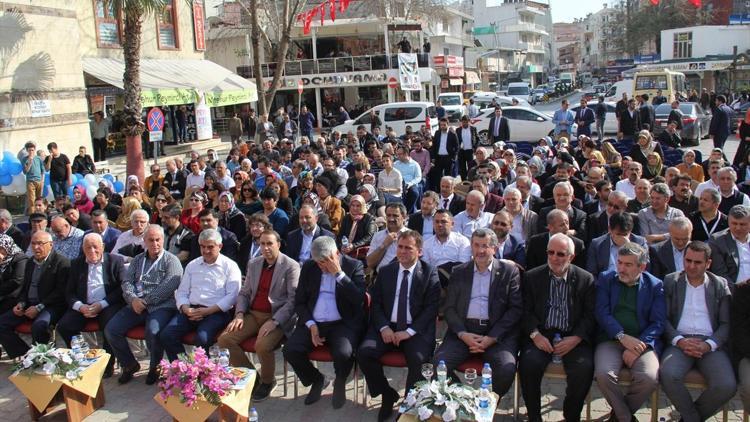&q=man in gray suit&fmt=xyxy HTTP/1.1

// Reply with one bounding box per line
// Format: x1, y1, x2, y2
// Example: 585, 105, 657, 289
432, 228, 522, 397
587, 212, 647, 275
217, 229, 301, 401
648, 217, 693, 279
502, 187, 538, 245
709, 205, 750, 286
659, 241, 736, 422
